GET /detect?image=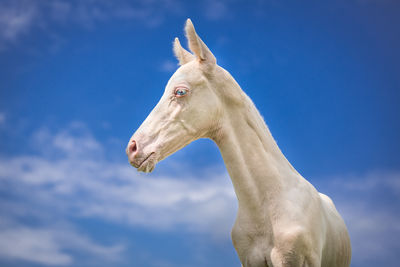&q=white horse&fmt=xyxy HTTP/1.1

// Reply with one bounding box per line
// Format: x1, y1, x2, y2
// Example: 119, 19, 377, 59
126, 19, 351, 267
